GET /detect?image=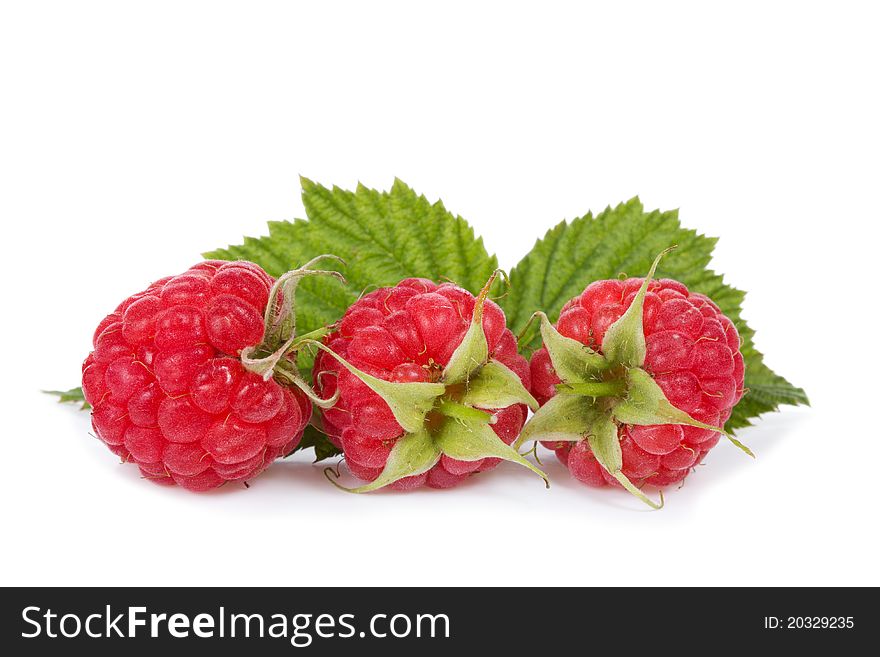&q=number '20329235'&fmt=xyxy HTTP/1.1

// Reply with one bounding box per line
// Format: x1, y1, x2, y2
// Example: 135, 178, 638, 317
764, 617, 854, 629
